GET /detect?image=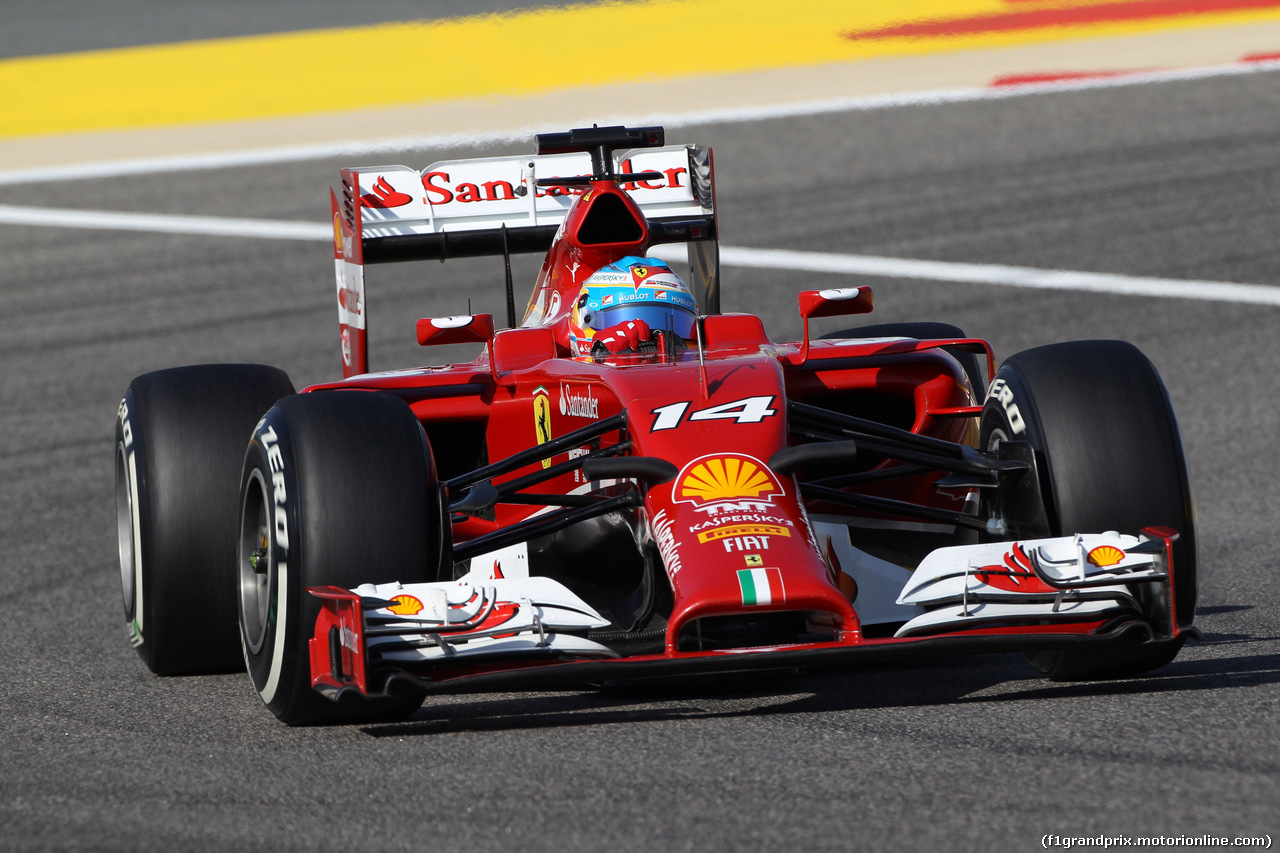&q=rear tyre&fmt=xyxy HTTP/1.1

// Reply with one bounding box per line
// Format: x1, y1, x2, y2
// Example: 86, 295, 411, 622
821, 321, 987, 395
237, 391, 445, 725
115, 364, 294, 675
979, 340, 1197, 680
